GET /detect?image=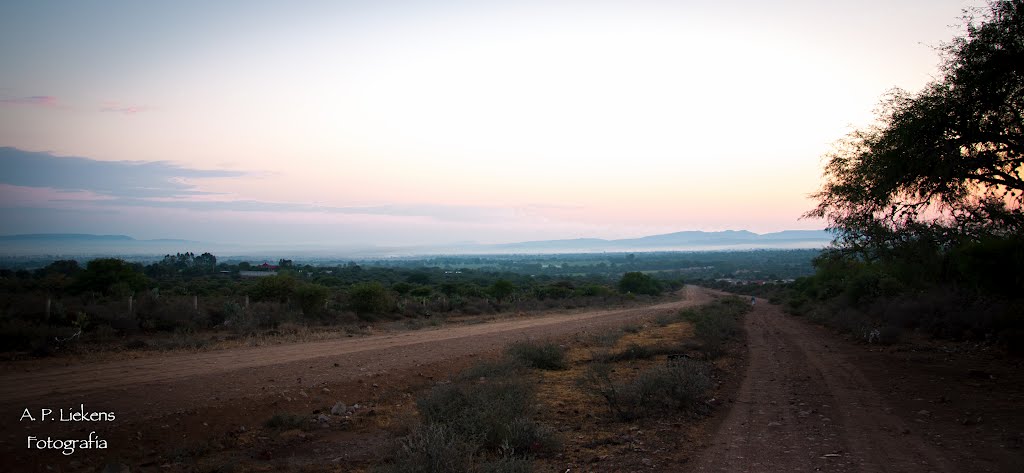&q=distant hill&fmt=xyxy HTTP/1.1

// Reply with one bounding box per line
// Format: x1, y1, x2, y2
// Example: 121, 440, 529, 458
0, 230, 833, 258
474, 230, 832, 253
0, 234, 198, 256
0, 233, 136, 242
